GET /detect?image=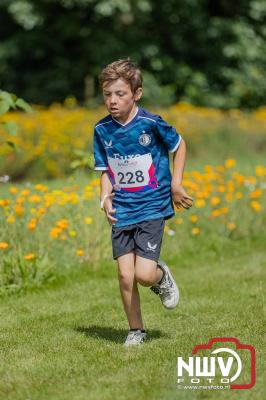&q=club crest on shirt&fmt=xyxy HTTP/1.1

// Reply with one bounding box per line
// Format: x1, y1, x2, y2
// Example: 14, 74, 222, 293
139, 131, 151, 146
